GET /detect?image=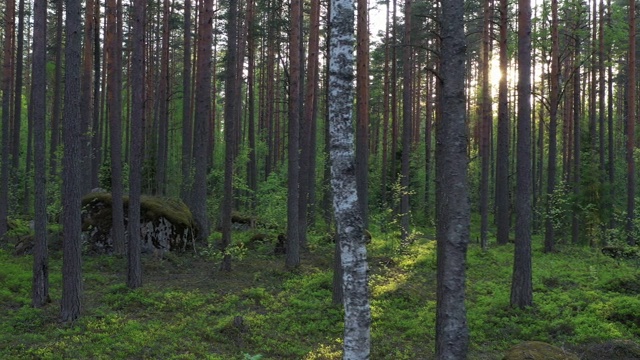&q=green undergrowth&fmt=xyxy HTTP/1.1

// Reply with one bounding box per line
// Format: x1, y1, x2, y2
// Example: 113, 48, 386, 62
1, 231, 639, 359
